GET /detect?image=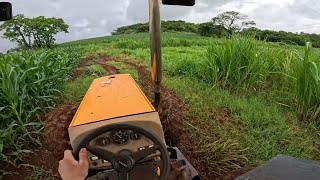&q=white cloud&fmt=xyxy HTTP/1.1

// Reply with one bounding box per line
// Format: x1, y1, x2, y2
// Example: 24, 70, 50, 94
73, 19, 90, 28
99, 19, 108, 27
